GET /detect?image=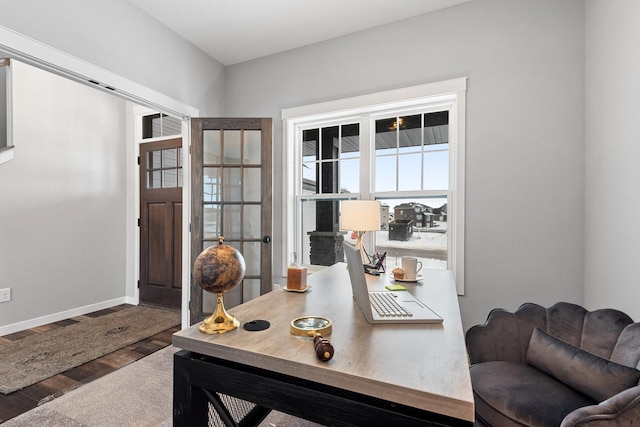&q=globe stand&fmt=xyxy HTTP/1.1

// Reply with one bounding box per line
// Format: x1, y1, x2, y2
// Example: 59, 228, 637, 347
199, 292, 239, 334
